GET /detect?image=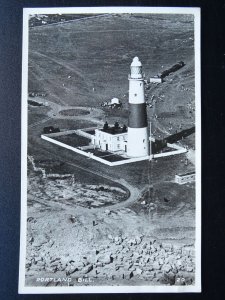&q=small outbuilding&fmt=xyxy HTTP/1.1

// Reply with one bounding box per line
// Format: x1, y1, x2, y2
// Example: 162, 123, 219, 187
111, 98, 120, 105
150, 76, 163, 83
175, 171, 195, 184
